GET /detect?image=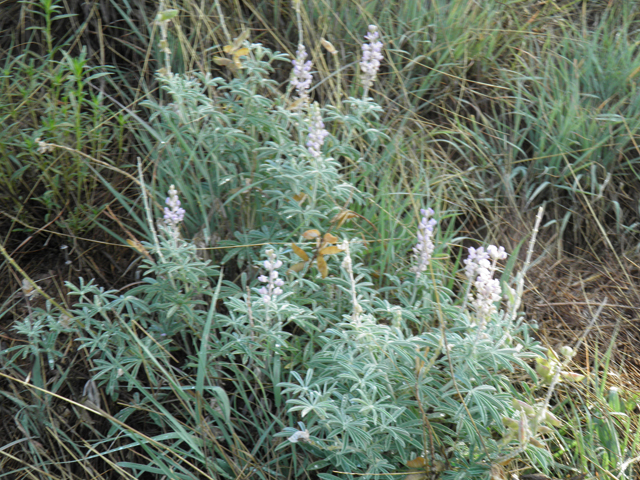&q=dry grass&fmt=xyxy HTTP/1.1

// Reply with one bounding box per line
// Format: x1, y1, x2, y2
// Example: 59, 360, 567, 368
527, 250, 640, 390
